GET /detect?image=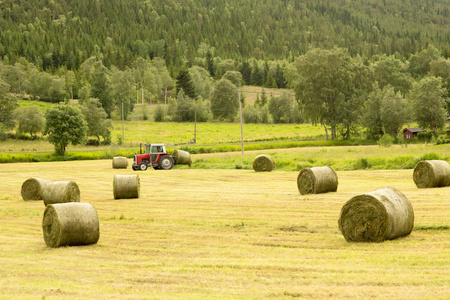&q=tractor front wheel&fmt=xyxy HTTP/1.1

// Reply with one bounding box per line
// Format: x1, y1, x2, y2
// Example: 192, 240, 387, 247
139, 163, 148, 171
158, 155, 174, 170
